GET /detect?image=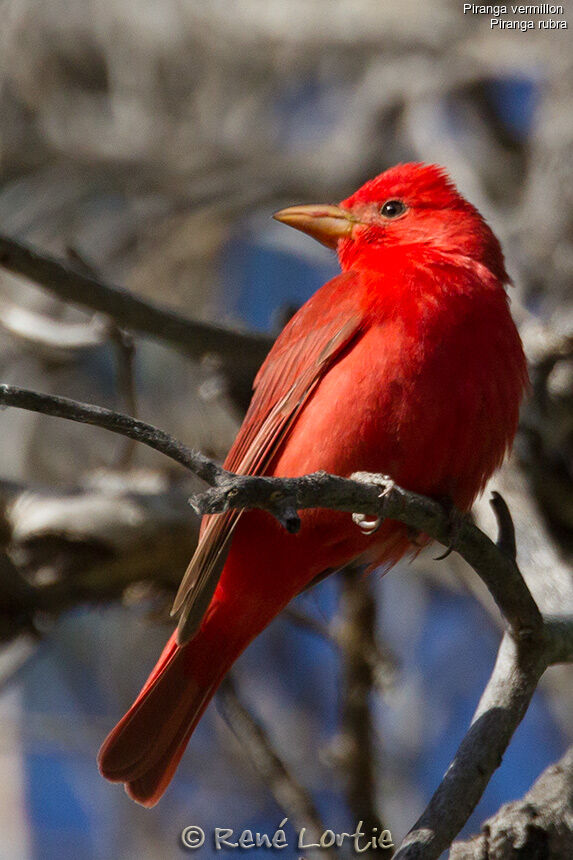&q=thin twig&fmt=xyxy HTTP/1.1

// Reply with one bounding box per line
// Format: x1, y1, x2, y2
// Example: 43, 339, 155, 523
490, 491, 517, 562
283, 607, 334, 644
109, 328, 139, 469
217, 673, 330, 851
337, 565, 387, 854
284, 605, 396, 693
66, 246, 140, 469
0, 384, 224, 485
0, 300, 109, 354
